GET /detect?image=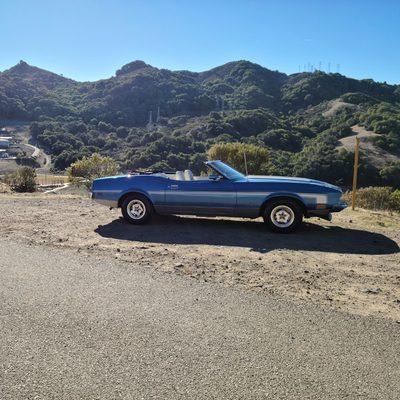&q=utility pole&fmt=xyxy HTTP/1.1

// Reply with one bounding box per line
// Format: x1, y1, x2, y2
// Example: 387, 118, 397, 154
351, 137, 360, 210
